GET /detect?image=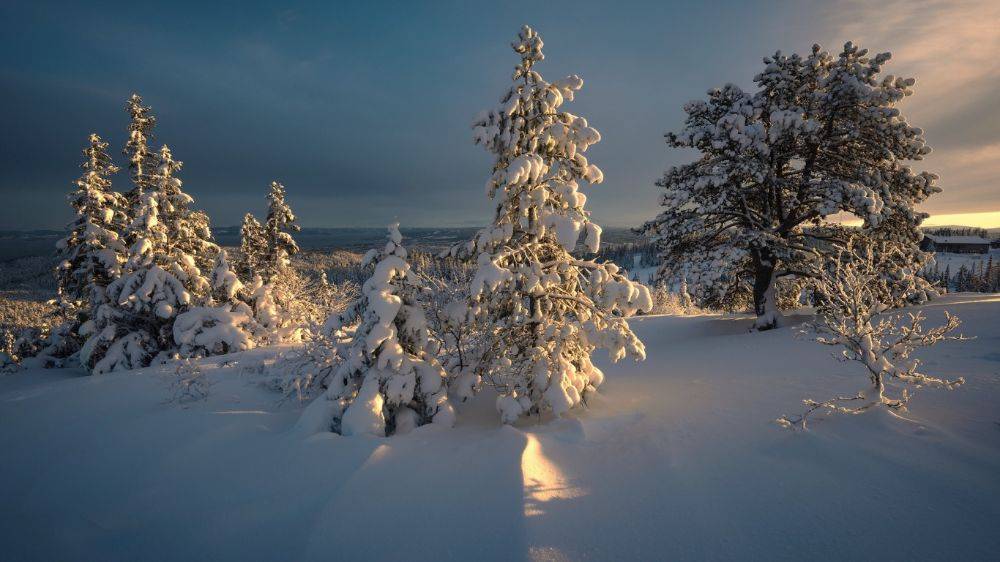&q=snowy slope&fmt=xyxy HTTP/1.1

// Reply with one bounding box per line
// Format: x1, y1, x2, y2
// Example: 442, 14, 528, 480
930, 249, 999, 272
1, 294, 998, 561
